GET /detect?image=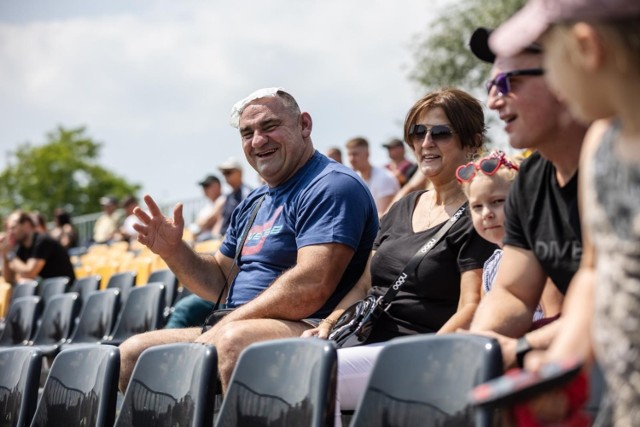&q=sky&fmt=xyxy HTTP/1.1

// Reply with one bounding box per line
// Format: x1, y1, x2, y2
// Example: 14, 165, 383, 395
0, 0, 504, 207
